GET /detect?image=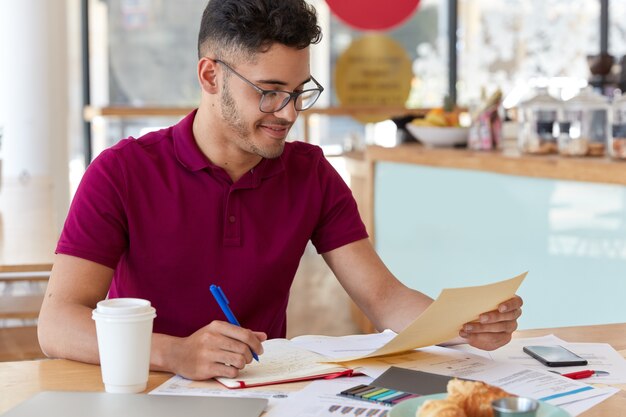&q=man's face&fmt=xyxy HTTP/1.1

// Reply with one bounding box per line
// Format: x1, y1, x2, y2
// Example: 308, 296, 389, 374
217, 44, 312, 159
